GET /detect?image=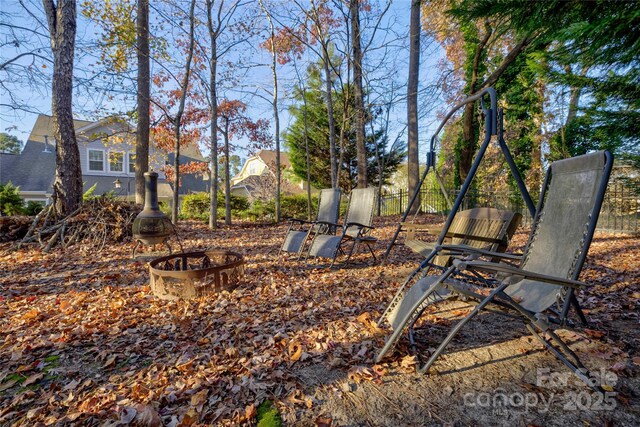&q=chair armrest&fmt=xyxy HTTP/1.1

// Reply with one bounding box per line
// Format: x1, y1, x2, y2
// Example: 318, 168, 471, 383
402, 223, 440, 240
452, 259, 586, 289
346, 221, 374, 230
438, 244, 523, 260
